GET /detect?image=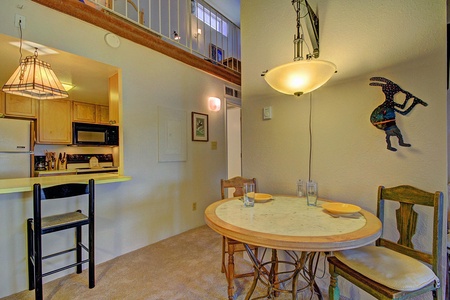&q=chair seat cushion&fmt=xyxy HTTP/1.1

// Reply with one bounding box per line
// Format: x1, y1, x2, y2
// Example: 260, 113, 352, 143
334, 245, 438, 291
